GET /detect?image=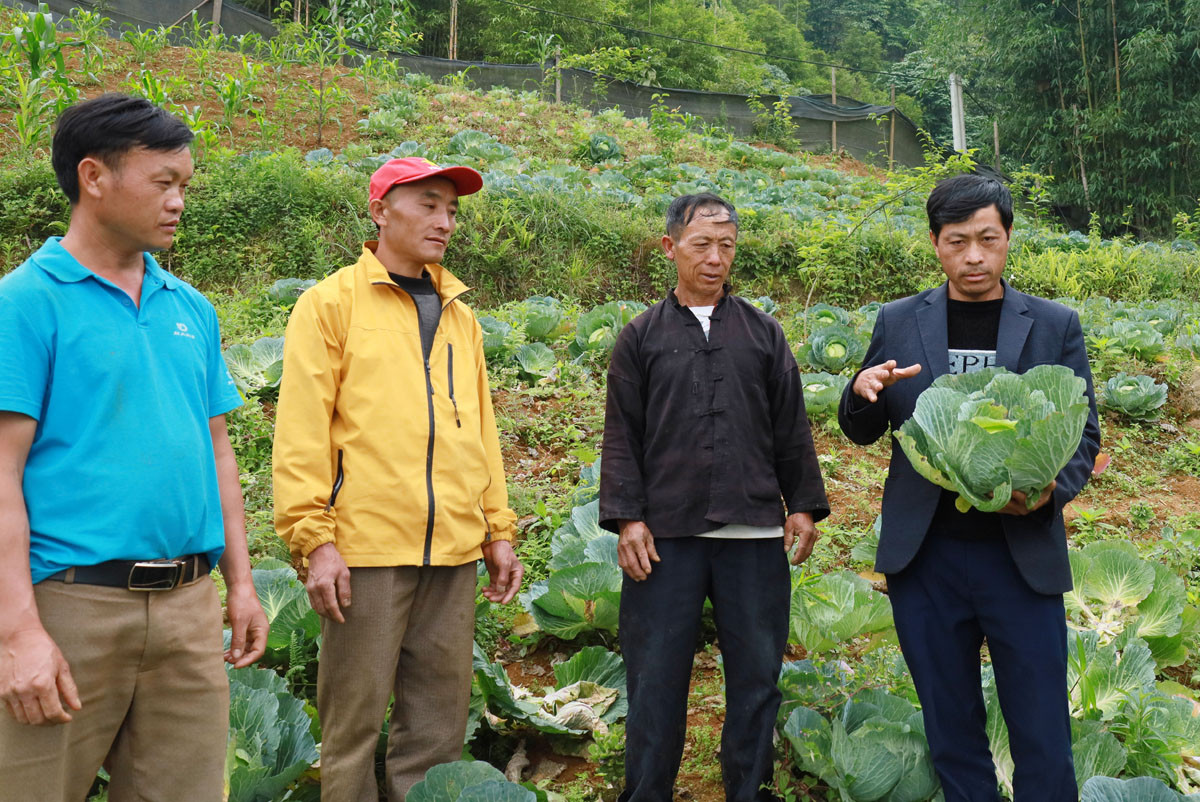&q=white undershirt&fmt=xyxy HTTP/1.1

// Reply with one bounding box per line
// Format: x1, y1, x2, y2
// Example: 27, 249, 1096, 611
687, 305, 781, 540
690, 305, 715, 339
